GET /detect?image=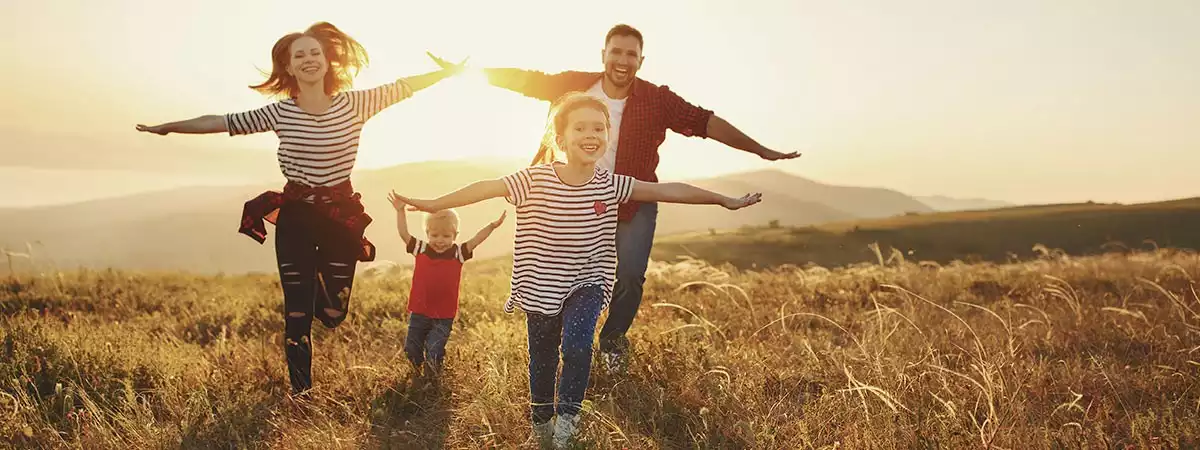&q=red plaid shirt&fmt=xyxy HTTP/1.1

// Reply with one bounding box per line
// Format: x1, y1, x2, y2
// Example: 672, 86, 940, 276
485, 69, 715, 221
239, 180, 376, 262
